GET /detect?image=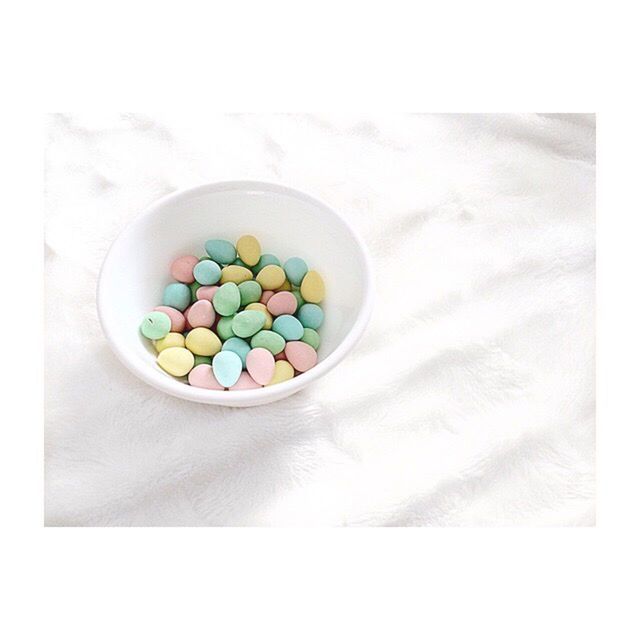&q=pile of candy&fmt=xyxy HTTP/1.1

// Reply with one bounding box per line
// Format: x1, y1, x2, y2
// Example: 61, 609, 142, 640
139, 235, 325, 390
